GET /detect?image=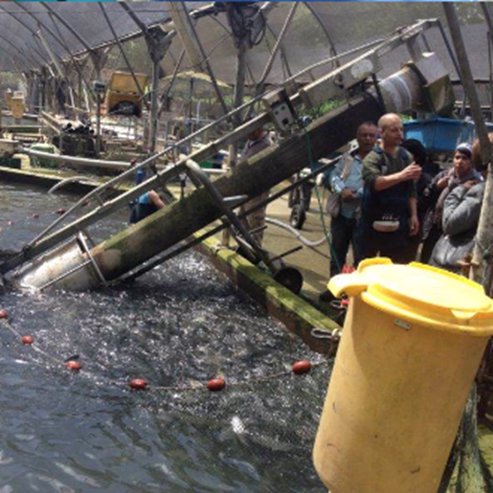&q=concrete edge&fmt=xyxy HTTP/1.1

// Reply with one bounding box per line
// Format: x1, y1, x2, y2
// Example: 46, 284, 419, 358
197, 236, 341, 355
